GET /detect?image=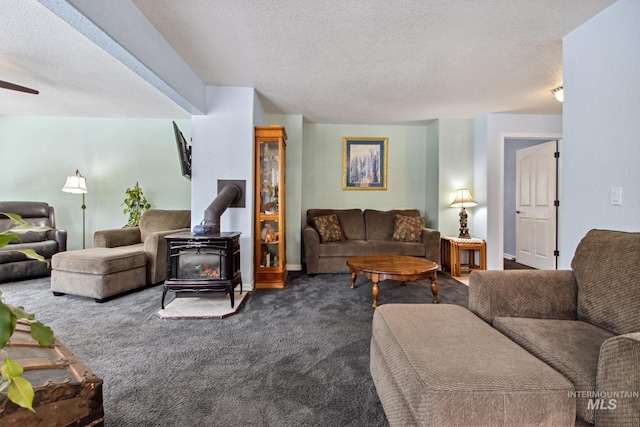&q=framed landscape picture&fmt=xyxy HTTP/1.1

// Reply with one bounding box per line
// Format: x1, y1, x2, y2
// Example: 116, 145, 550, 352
343, 137, 388, 190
